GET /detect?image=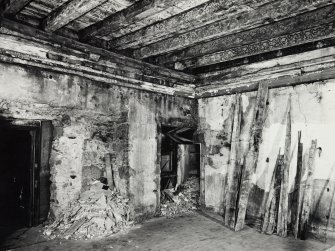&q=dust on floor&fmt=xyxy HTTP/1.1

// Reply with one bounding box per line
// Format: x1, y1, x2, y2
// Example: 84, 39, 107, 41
1, 212, 333, 251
